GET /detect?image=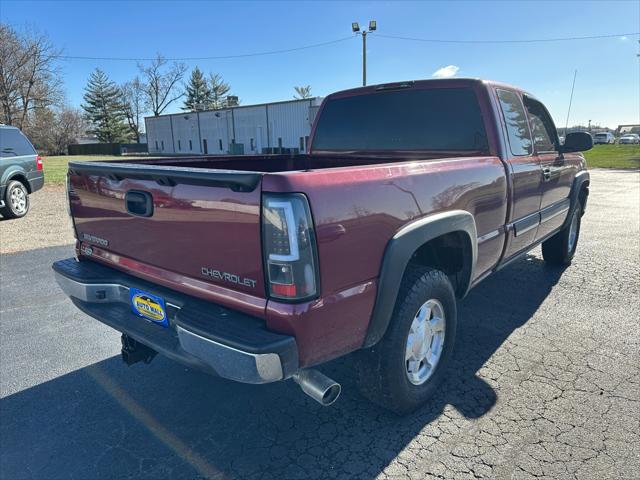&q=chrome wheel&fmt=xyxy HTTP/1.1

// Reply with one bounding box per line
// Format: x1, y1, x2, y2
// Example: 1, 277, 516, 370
9, 185, 27, 214
405, 299, 446, 386
568, 209, 579, 253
